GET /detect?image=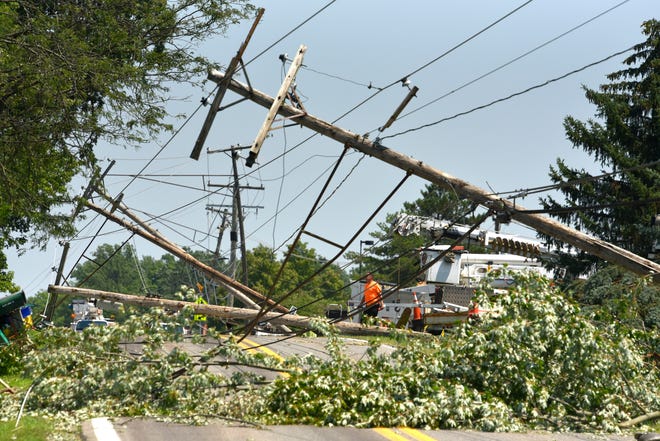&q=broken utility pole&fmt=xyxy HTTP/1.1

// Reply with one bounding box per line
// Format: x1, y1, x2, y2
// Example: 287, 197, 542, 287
48, 285, 401, 337
246, 44, 307, 167
207, 68, 660, 283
